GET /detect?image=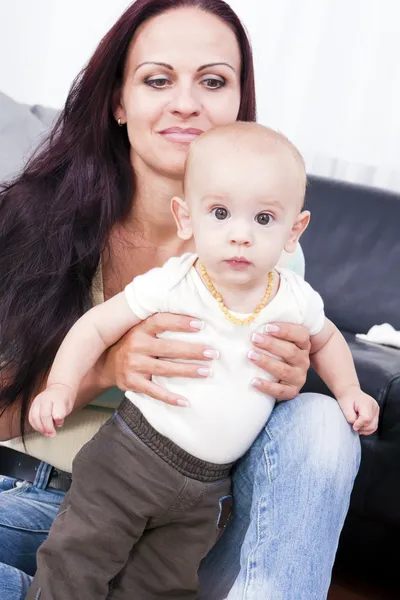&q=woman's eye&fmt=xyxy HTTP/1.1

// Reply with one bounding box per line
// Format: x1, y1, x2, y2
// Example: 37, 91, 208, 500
202, 77, 226, 90
256, 213, 273, 226
212, 207, 230, 220
145, 77, 170, 89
